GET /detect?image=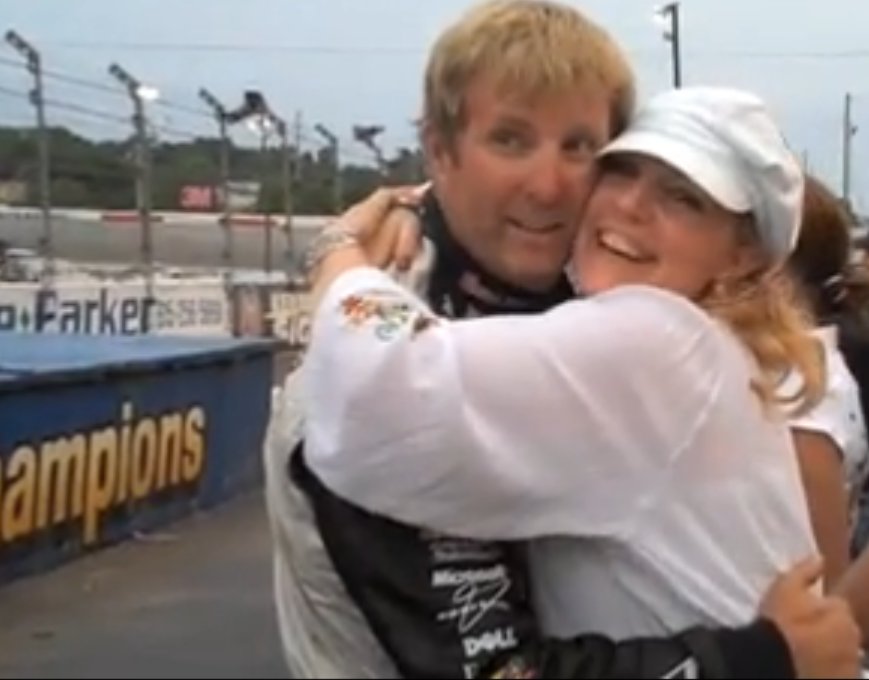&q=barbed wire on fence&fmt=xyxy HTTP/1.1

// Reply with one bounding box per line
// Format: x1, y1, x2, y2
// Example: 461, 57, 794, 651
2, 62, 412, 169
1, 80, 213, 143
1, 55, 217, 126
